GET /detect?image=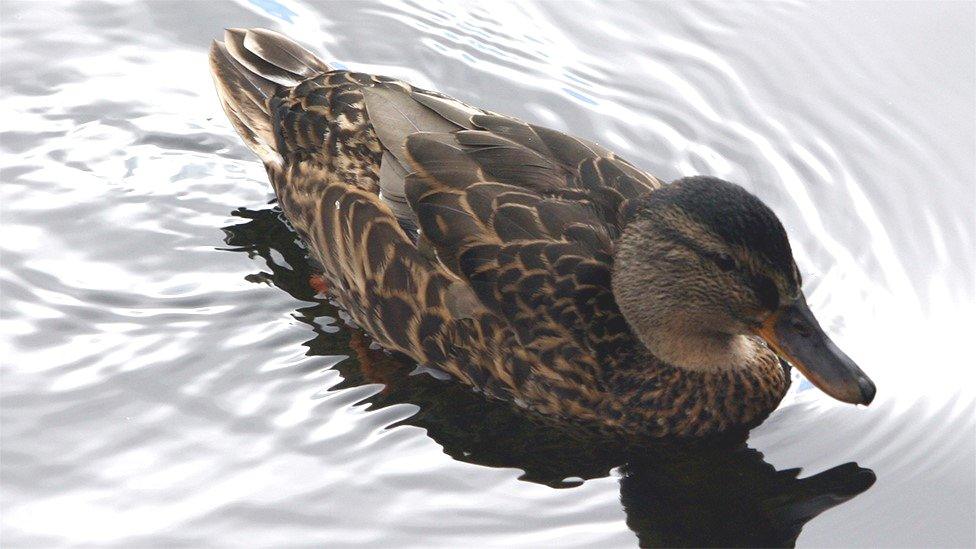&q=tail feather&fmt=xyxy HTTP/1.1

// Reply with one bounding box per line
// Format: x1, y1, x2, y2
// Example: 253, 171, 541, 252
239, 28, 329, 79
224, 28, 304, 87
209, 40, 278, 161
209, 28, 330, 164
